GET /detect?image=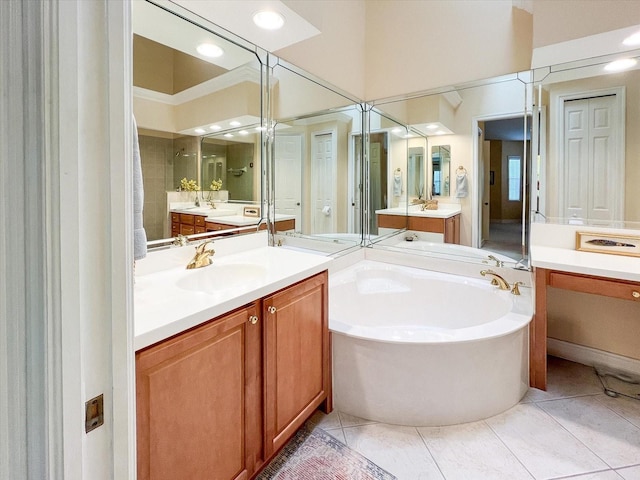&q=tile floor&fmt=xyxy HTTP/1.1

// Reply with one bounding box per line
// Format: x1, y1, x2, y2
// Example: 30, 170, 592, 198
308, 356, 640, 480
